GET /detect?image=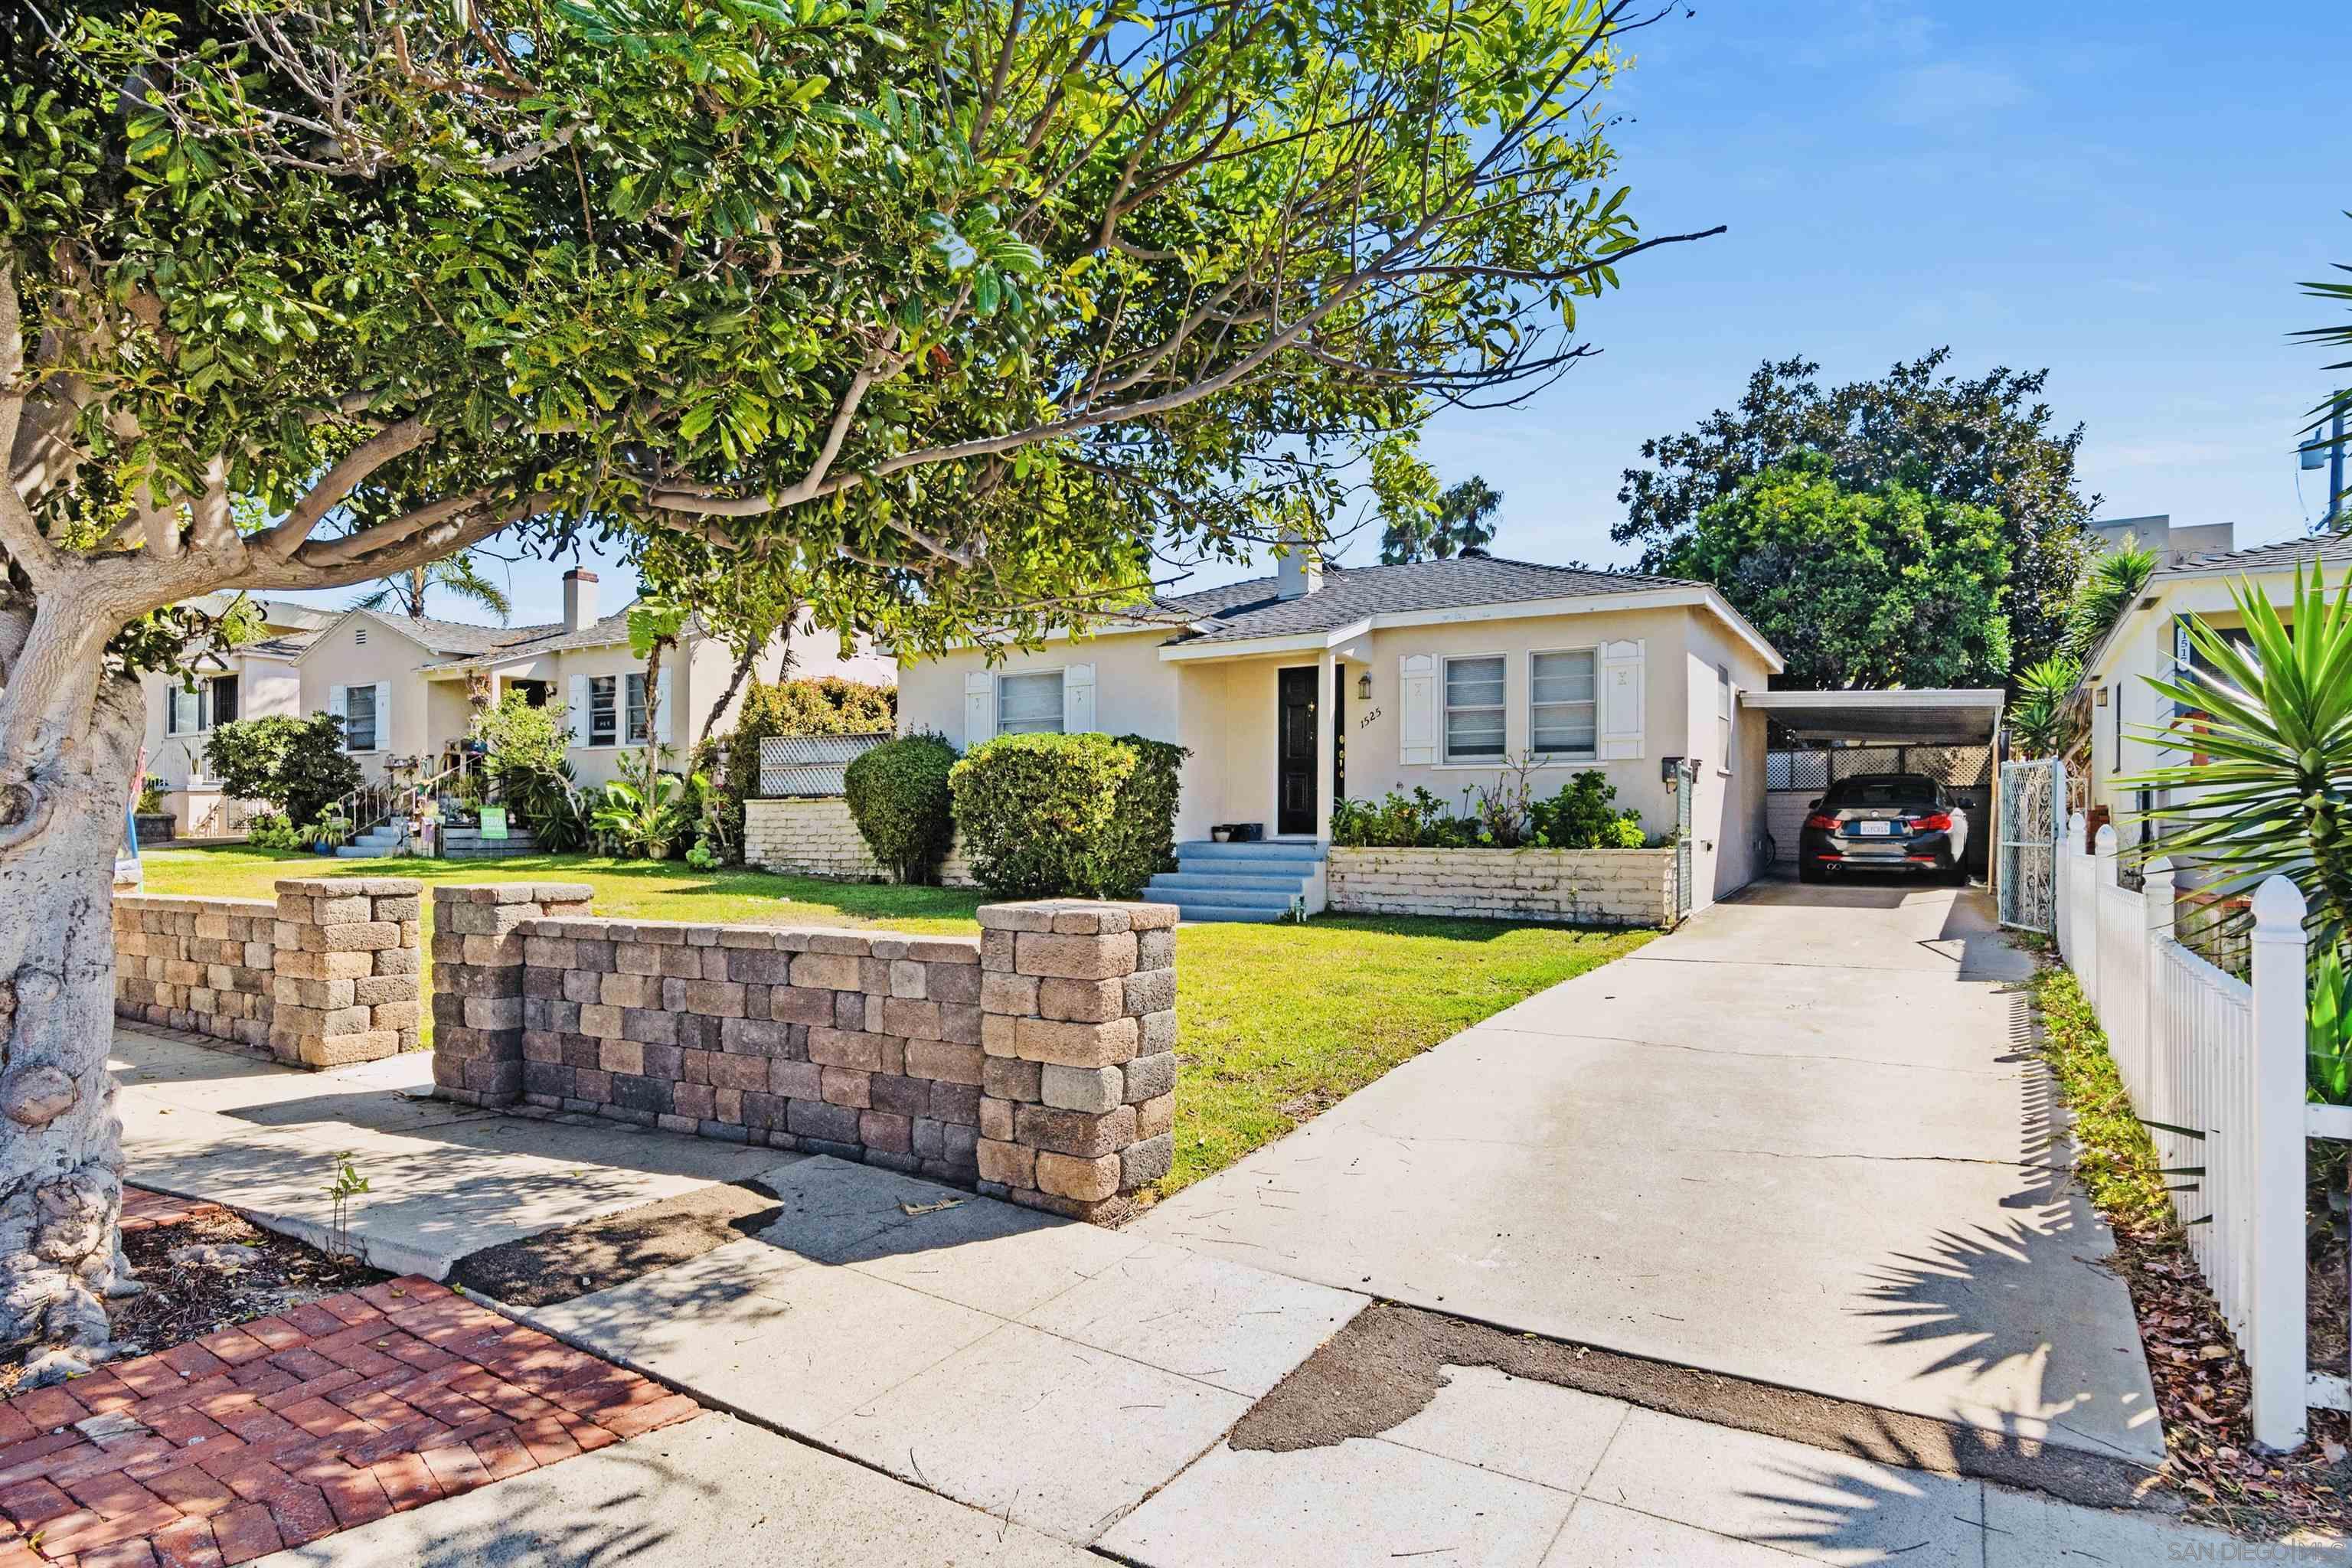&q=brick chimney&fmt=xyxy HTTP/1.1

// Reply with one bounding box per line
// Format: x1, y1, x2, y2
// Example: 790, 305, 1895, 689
563, 569, 598, 633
